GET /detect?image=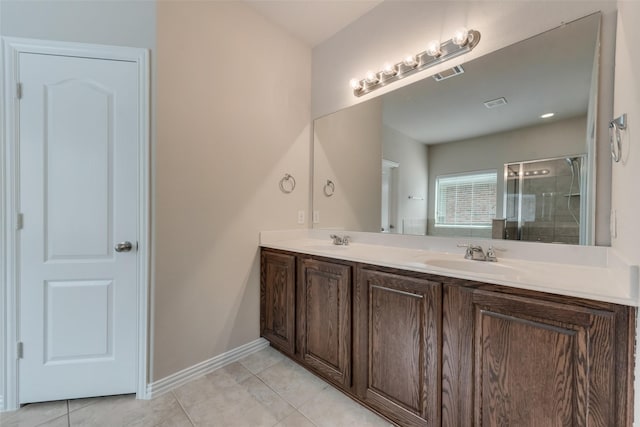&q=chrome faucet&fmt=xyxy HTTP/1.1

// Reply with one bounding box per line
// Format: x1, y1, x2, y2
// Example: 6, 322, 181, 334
468, 245, 487, 261
457, 243, 502, 262
485, 245, 499, 262
330, 234, 351, 246
457, 243, 487, 261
